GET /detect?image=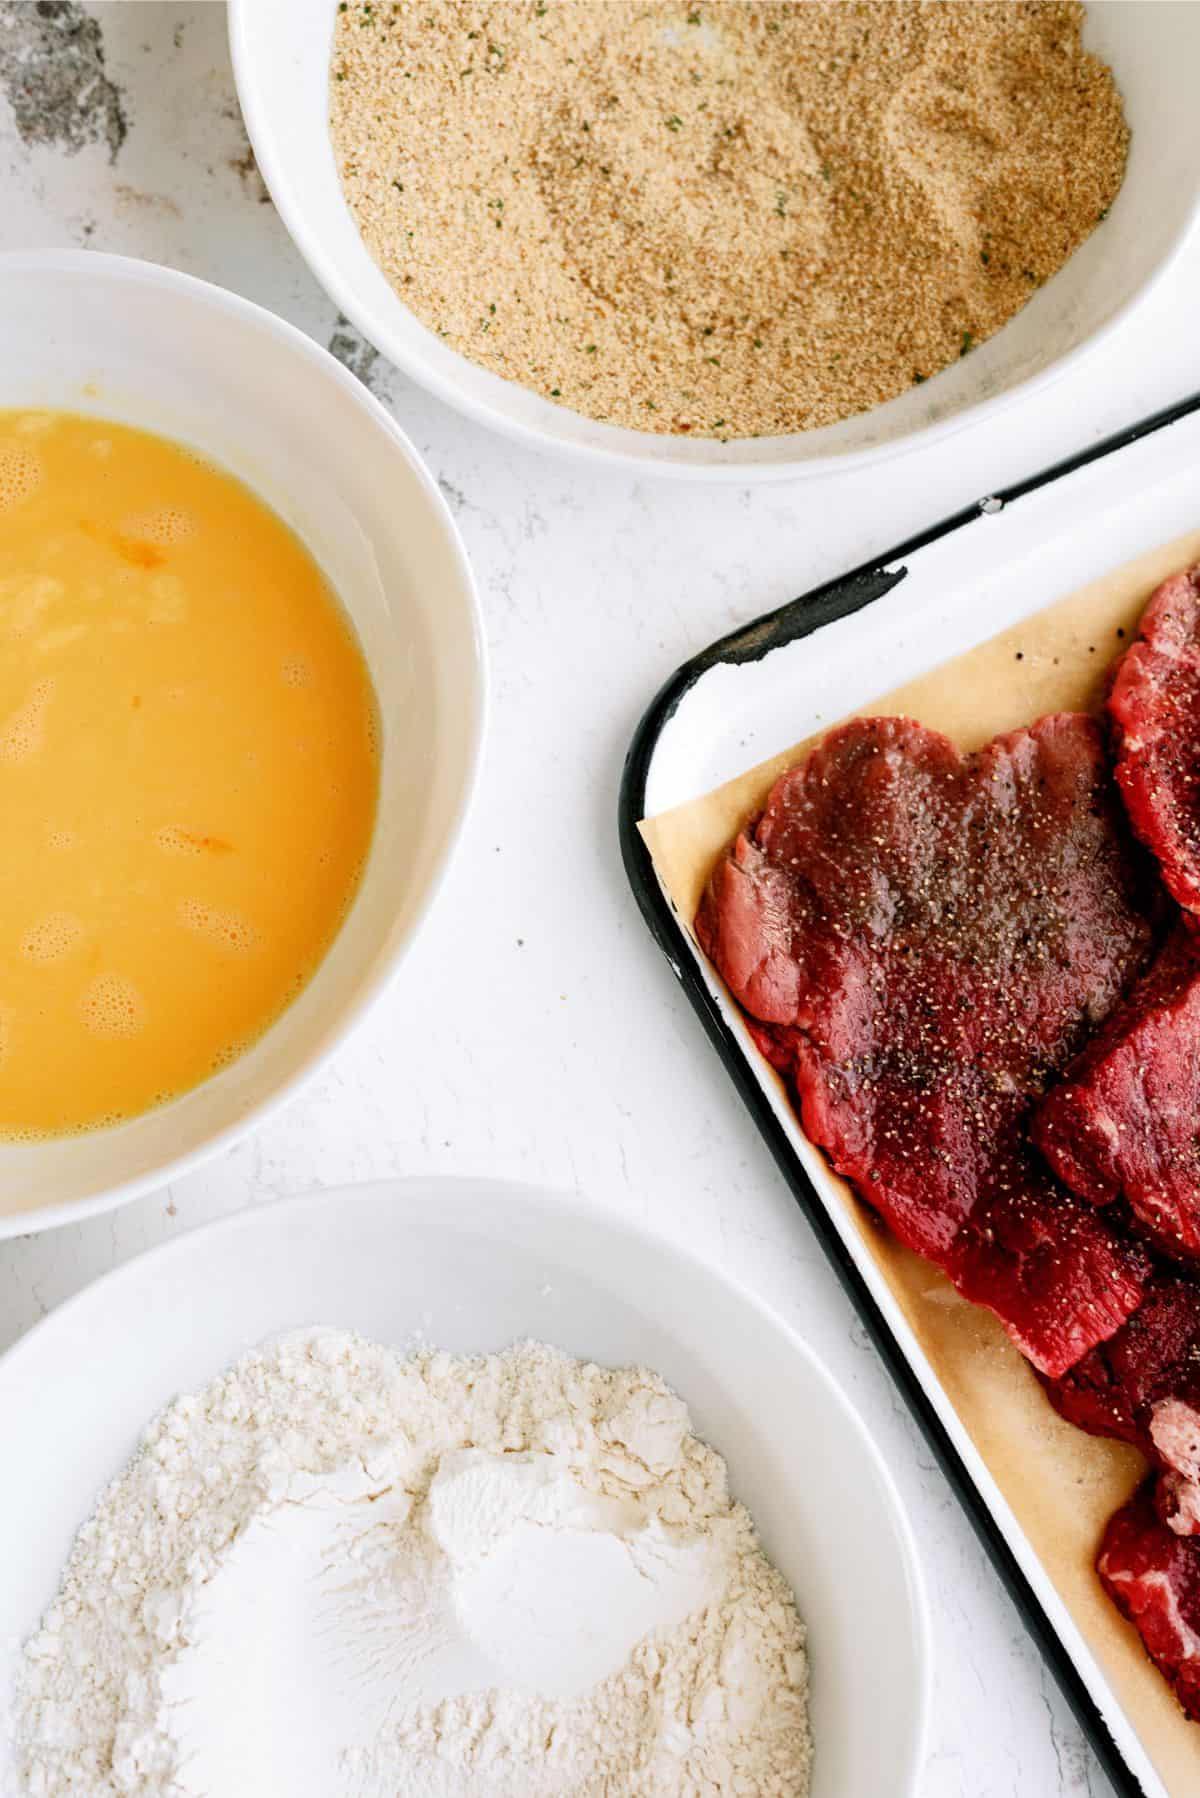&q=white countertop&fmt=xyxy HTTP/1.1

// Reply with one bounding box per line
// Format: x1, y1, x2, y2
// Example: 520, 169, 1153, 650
4, 6, 1200, 1794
